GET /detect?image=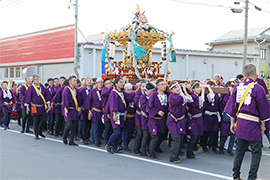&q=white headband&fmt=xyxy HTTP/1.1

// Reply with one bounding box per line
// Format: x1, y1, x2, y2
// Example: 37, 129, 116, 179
169, 83, 177, 90
191, 82, 200, 91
